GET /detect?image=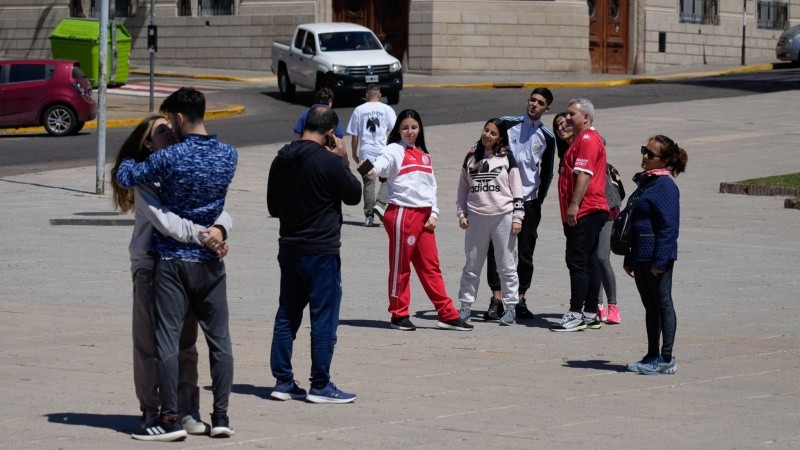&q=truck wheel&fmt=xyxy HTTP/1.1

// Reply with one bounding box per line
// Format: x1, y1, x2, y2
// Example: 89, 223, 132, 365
387, 91, 400, 105
43, 104, 79, 136
278, 66, 295, 100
